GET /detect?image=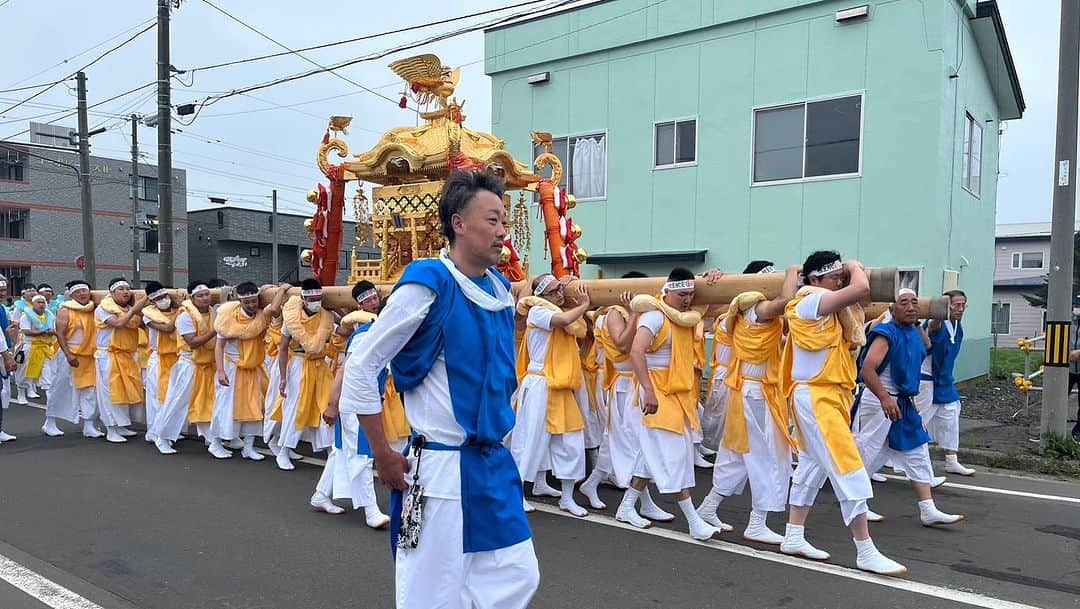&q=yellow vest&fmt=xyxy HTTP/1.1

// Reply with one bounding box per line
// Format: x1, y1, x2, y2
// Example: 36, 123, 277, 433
516, 296, 586, 434
631, 295, 704, 435
178, 300, 216, 423
782, 289, 863, 474
60, 300, 97, 389
96, 296, 144, 405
